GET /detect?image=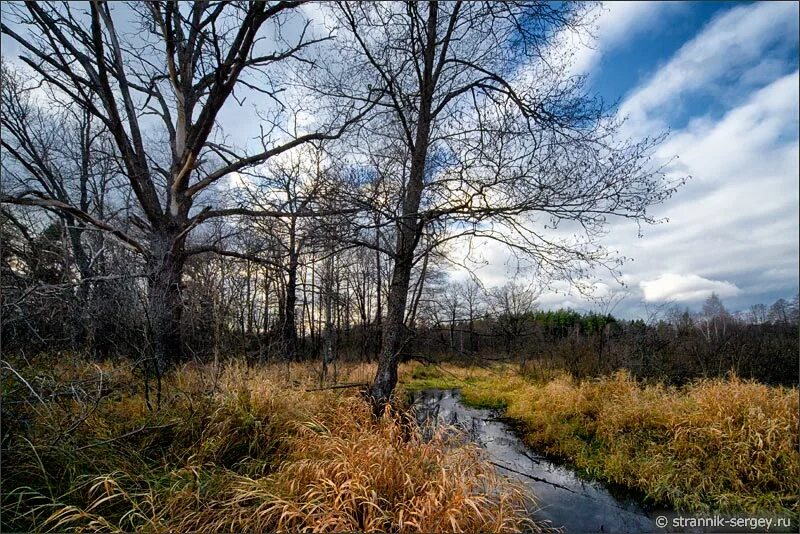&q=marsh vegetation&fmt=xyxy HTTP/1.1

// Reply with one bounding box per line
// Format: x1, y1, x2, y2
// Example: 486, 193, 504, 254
1, 2, 798, 532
